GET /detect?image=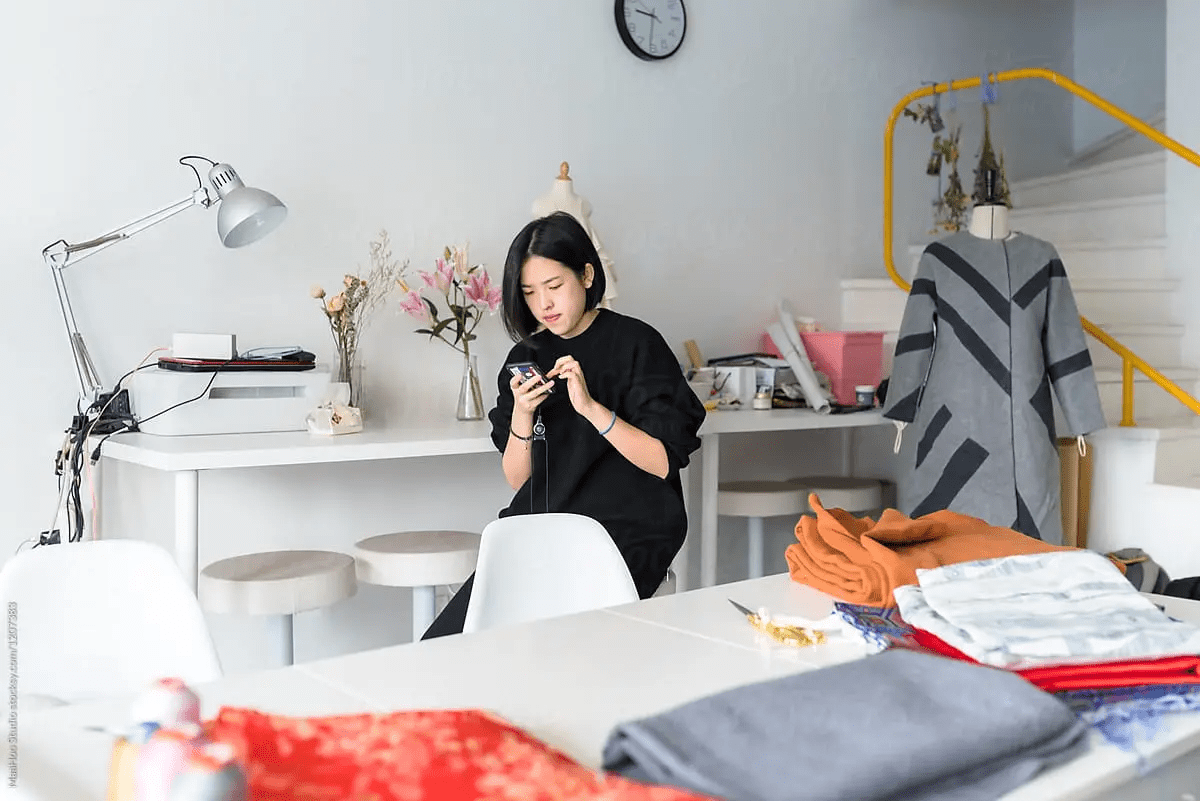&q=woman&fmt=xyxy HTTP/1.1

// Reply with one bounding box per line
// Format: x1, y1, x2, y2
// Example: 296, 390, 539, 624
421, 212, 706, 639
